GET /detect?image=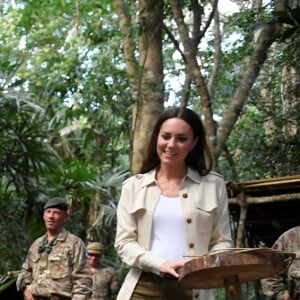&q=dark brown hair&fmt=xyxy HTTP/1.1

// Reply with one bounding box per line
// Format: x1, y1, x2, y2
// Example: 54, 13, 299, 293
140, 107, 213, 175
